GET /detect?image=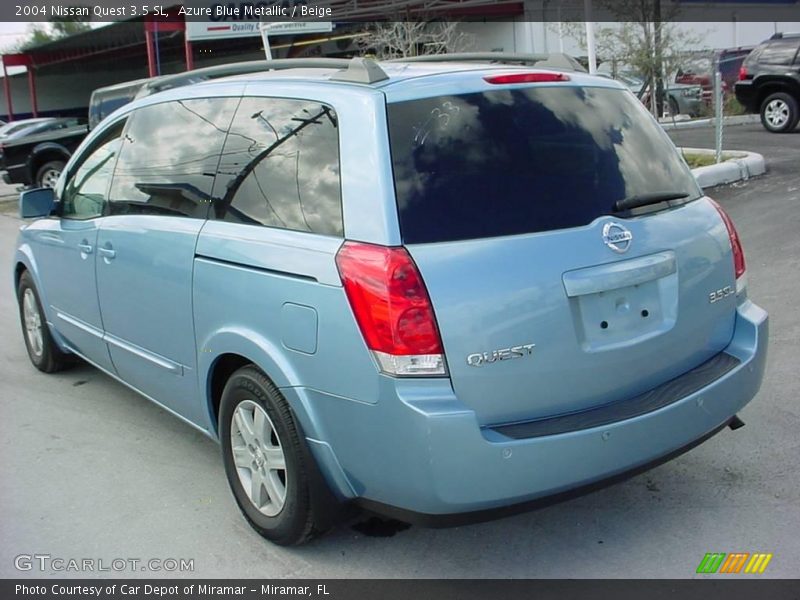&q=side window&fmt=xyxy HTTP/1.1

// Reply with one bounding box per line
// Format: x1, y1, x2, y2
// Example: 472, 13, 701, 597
61, 121, 125, 220
759, 40, 800, 65
211, 97, 343, 237
107, 97, 237, 218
